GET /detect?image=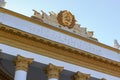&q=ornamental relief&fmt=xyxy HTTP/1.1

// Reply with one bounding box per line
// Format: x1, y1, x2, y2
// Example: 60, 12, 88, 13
45, 63, 63, 79
73, 71, 90, 80
14, 55, 33, 71
57, 10, 75, 28
31, 10, 97, 41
